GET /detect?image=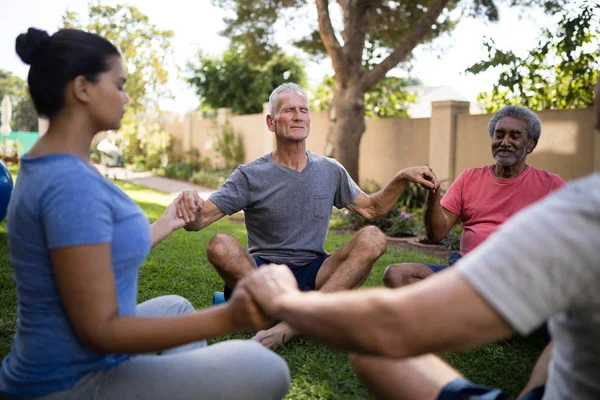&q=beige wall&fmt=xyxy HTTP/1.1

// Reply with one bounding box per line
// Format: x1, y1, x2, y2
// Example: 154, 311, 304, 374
304, 110, 330, 155
231, 112, 270, 162
170, 103, 599, 188
359, 117, 430, 187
